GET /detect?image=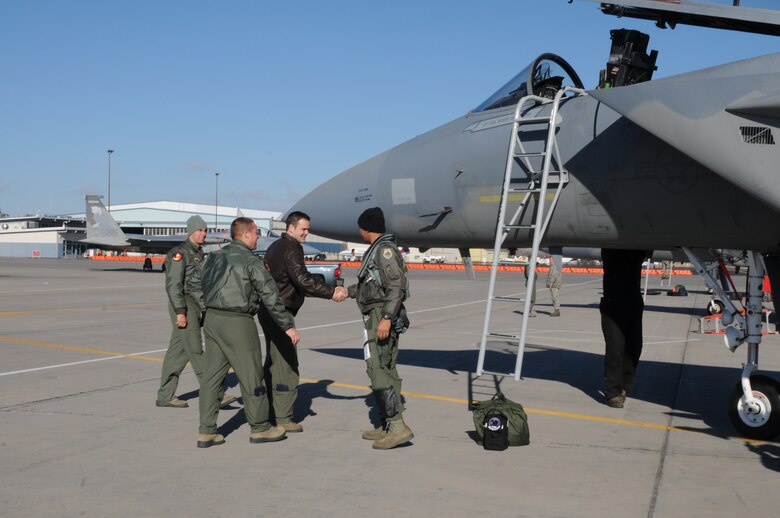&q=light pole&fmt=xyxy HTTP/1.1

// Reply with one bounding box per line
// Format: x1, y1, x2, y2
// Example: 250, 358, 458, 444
214, 172, 220, 231
107, 149, 115, 211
